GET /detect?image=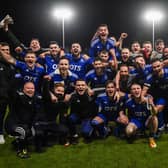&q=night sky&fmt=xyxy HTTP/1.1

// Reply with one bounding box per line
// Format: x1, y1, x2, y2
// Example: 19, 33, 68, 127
1, 0, 168, 52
